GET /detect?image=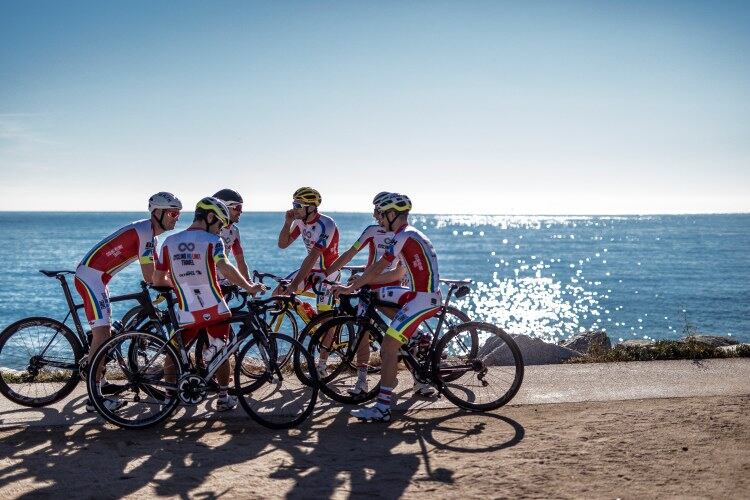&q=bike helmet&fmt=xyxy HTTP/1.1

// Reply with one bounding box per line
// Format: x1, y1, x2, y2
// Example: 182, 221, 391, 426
372, 191, 391, 206
148, 192, 182, 213
213, 188, 243, 206
195, 196, 230, 227
376, 193, 412, 213
292, 187, 322, 207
